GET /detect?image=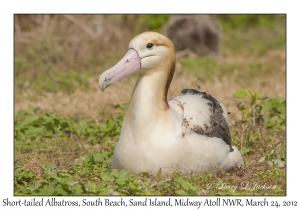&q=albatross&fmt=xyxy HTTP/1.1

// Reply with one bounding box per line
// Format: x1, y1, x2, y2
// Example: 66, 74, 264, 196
99, 32, 244, 175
